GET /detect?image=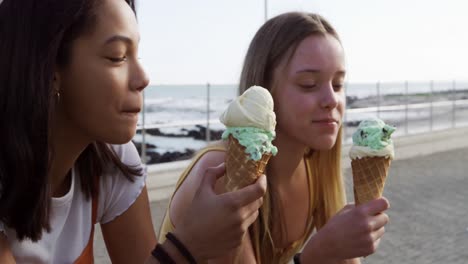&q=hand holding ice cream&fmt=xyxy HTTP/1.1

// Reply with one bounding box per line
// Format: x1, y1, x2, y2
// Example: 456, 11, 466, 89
220, 86, 278, 191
